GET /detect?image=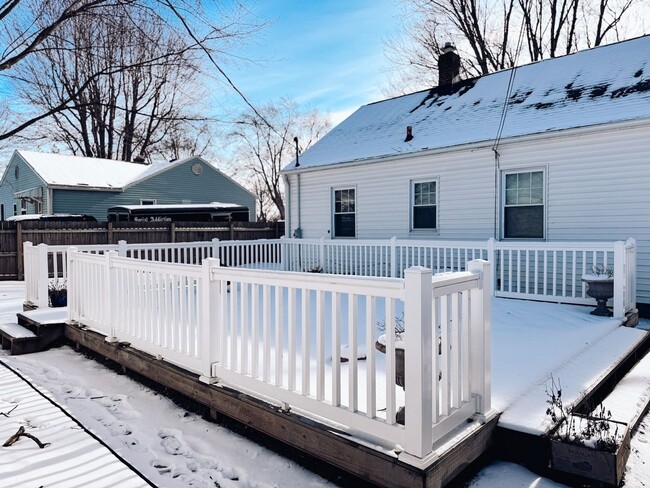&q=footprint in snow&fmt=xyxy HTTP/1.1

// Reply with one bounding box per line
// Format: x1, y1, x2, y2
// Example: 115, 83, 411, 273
158, 429, 185, 456
153, 462, 172, 474
125, 437, 148, 453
